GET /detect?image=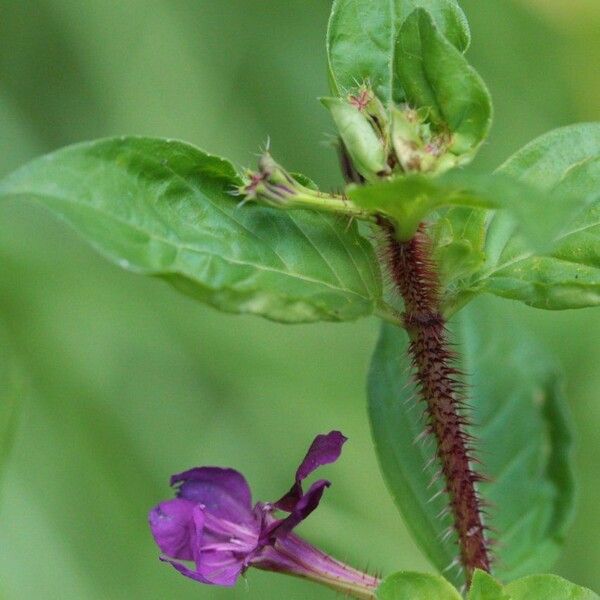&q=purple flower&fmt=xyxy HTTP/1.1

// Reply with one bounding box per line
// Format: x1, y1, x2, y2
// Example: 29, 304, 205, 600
149, 432, 380, 597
